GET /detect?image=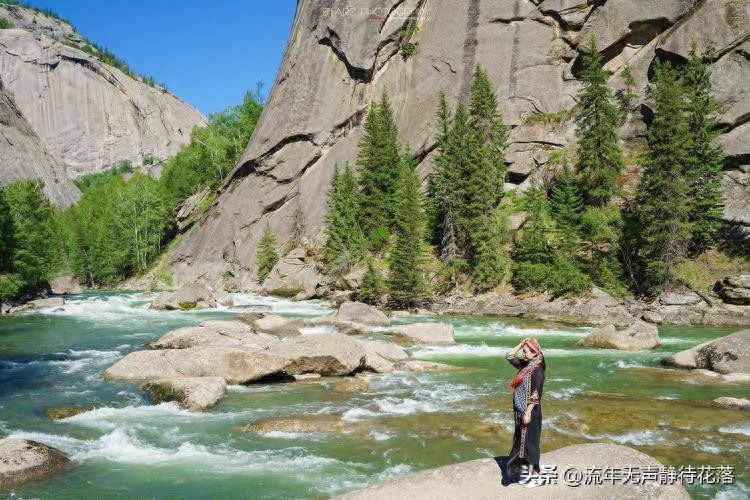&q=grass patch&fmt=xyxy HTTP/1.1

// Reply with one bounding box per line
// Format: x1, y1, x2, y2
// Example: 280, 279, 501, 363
0, 16, 13, 28
675, 249, 750, 291
522, 110, 568, 125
